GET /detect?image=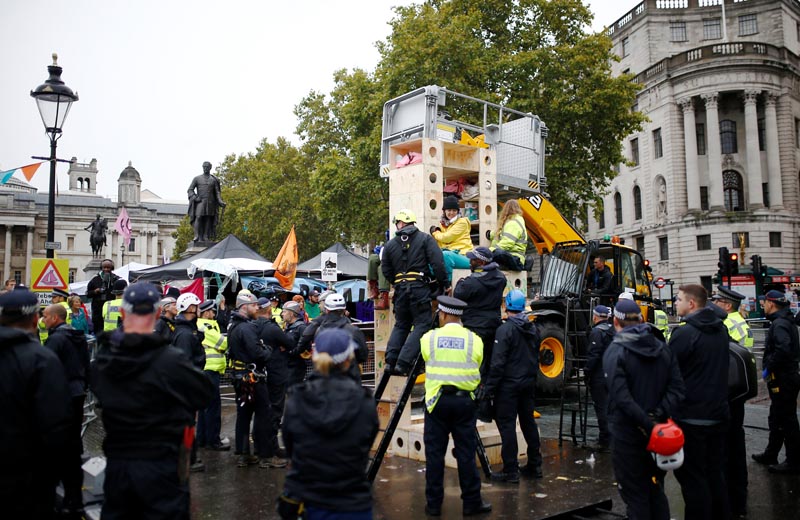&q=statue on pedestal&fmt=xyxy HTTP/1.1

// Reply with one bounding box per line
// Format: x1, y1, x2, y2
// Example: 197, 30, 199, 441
187, 161, 226, 243
84, 214, 108, 257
